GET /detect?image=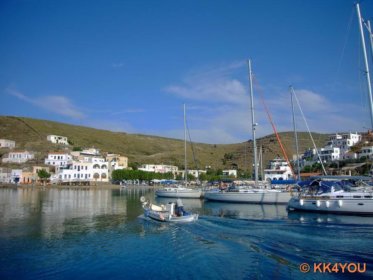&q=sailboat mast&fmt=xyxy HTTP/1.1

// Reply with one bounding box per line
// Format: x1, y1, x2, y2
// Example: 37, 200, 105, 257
184, 104, 188, 185
367, 21, 373, 61
290, 86, 301, 180
247, 59, 259, 185
356, 3, 373, 129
